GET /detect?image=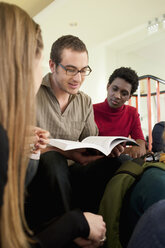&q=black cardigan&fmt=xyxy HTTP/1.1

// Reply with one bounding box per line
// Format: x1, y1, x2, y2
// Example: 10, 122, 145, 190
0, 124, 89, 247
